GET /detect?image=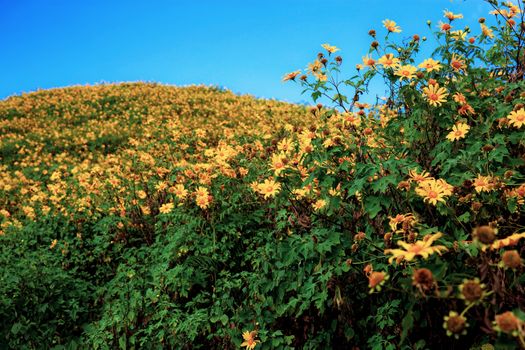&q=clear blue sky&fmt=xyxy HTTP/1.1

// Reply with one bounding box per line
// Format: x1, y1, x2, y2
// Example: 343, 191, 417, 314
1, 0, 490, 104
